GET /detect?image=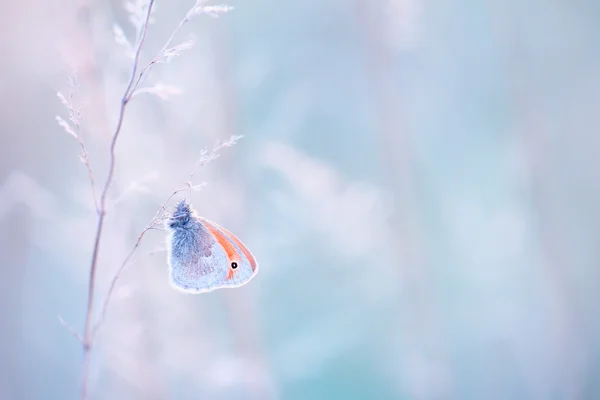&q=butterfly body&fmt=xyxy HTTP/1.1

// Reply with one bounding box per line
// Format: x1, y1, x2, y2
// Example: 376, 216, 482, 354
166, 200, 258, 293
